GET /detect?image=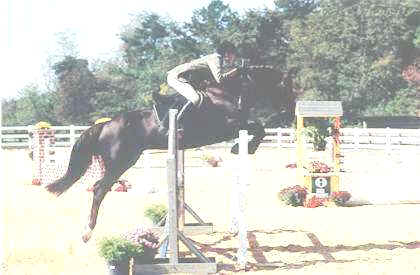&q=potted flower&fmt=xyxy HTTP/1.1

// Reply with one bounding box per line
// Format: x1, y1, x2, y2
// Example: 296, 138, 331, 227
307, 161, 331, 173
304, 194, 328, 208
330, 191, 351, 206
98, 236, 141, 275
278, 185, 308, 206
123, 228, 160, 265
201, 152, 223, 167
144, 204, 167, 225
